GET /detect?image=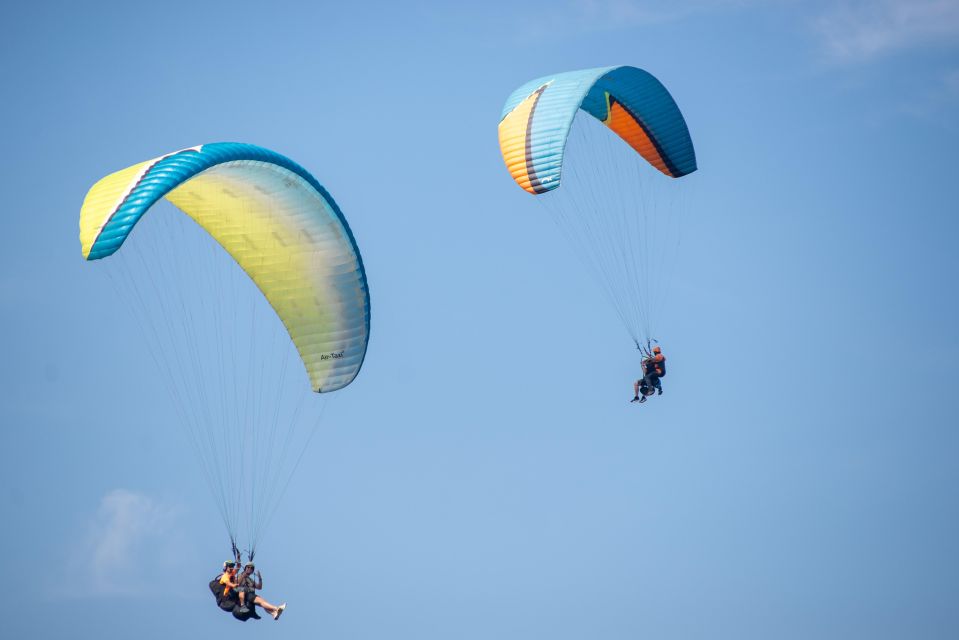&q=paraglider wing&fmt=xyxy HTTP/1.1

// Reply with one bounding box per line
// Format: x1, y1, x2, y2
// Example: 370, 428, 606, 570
498, 65, 697, 195
497, 66, 697, 346
79, 142, 370, 392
